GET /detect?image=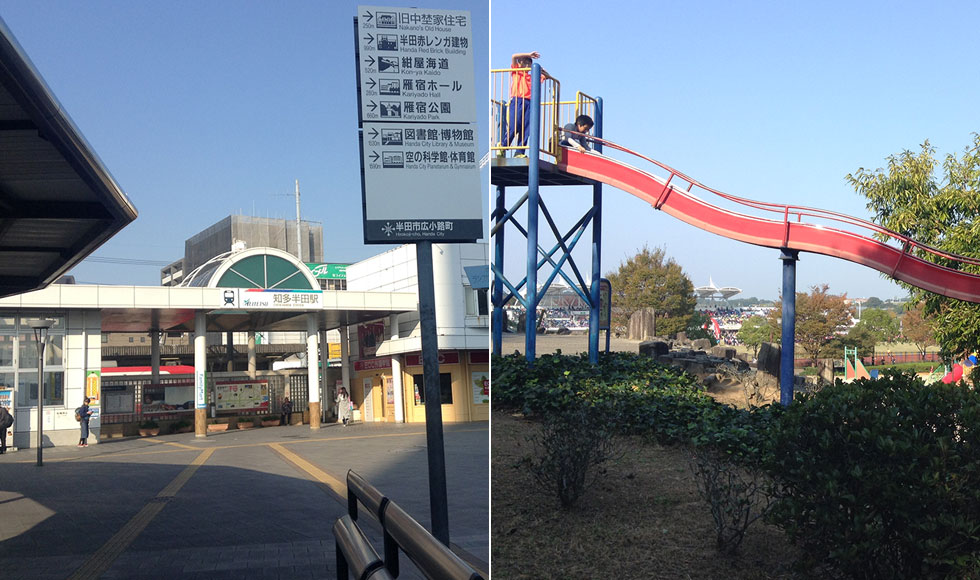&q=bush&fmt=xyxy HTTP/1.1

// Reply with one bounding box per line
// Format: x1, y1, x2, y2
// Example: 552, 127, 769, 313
765, 373, 980, 579
689, 446, 774, 554
520, 401, 620, 509
492, 351, 717, 444
139, 419, 159, 429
